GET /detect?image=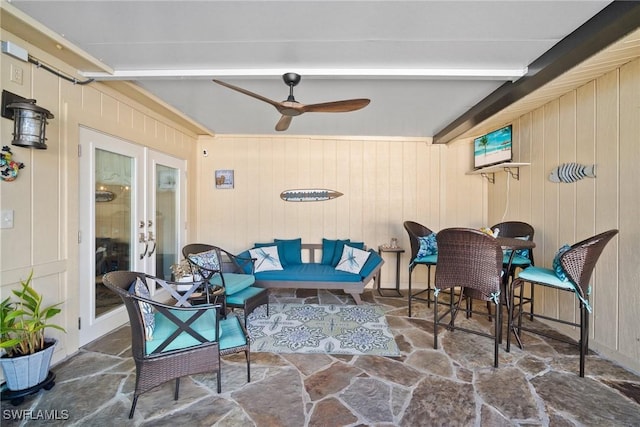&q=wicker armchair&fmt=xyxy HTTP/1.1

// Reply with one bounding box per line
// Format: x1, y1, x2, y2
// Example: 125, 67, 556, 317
403, 221, 438, 317
182, 244, 269, 324
102, 271, 250, 419
433, 228, 503, 368
507, 229, 618, 377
